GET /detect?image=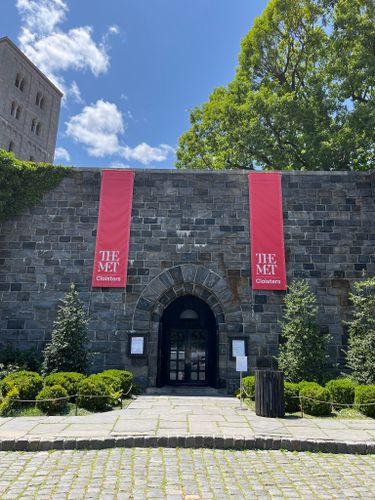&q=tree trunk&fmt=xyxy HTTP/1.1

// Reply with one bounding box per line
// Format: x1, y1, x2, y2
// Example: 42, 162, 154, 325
255, 370, 285, 418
